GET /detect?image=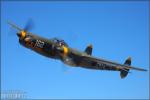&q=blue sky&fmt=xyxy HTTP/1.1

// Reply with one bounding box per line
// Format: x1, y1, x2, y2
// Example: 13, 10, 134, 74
1, 1, 149, 99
